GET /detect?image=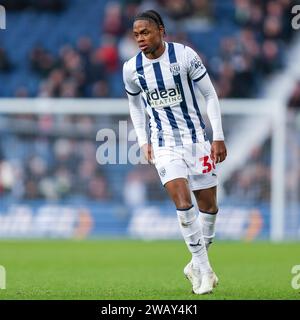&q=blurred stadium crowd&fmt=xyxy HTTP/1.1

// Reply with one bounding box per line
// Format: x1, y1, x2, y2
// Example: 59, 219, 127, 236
0, 0, 298, 98
0, 113, 167, 204
0, 0, 300, 206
